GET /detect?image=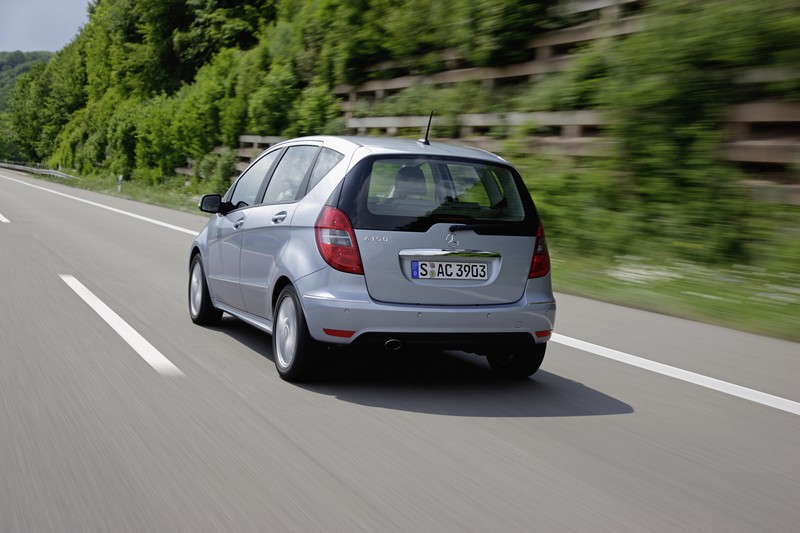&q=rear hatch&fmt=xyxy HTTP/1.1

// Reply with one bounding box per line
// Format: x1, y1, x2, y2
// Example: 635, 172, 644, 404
338, 154, 539, 306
